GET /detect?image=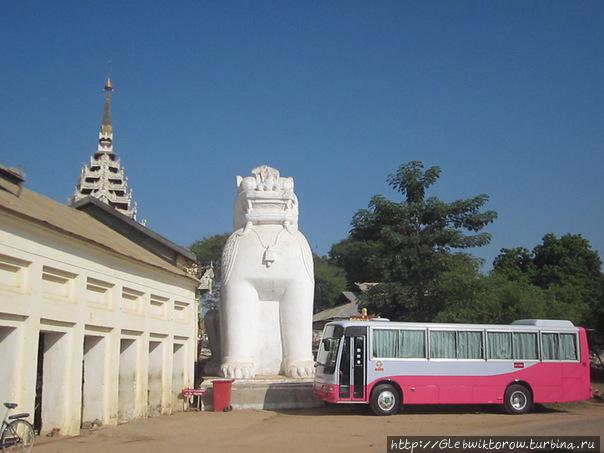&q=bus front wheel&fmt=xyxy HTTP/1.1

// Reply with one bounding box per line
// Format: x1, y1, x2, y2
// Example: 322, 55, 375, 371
370, 384, 400, 416
504, 384, 533, 415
